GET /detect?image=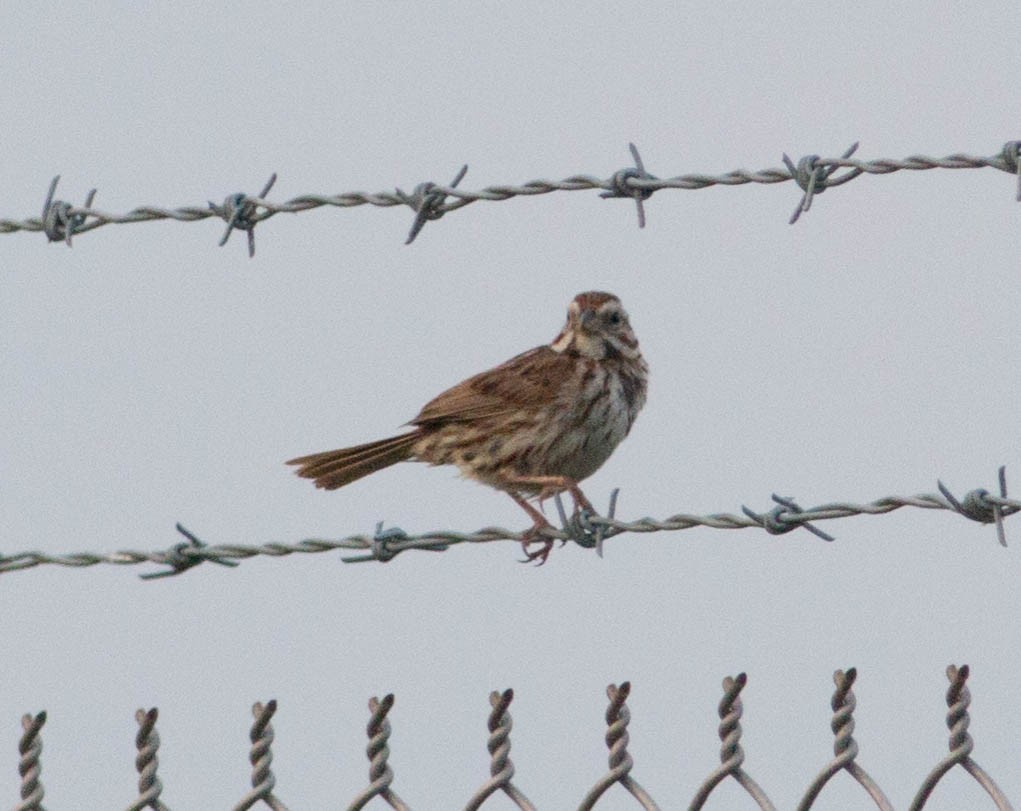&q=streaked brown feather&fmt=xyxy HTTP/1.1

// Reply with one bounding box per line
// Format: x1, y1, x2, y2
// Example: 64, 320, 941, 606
287, 432, 420, 490
412, 346, 565, 426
